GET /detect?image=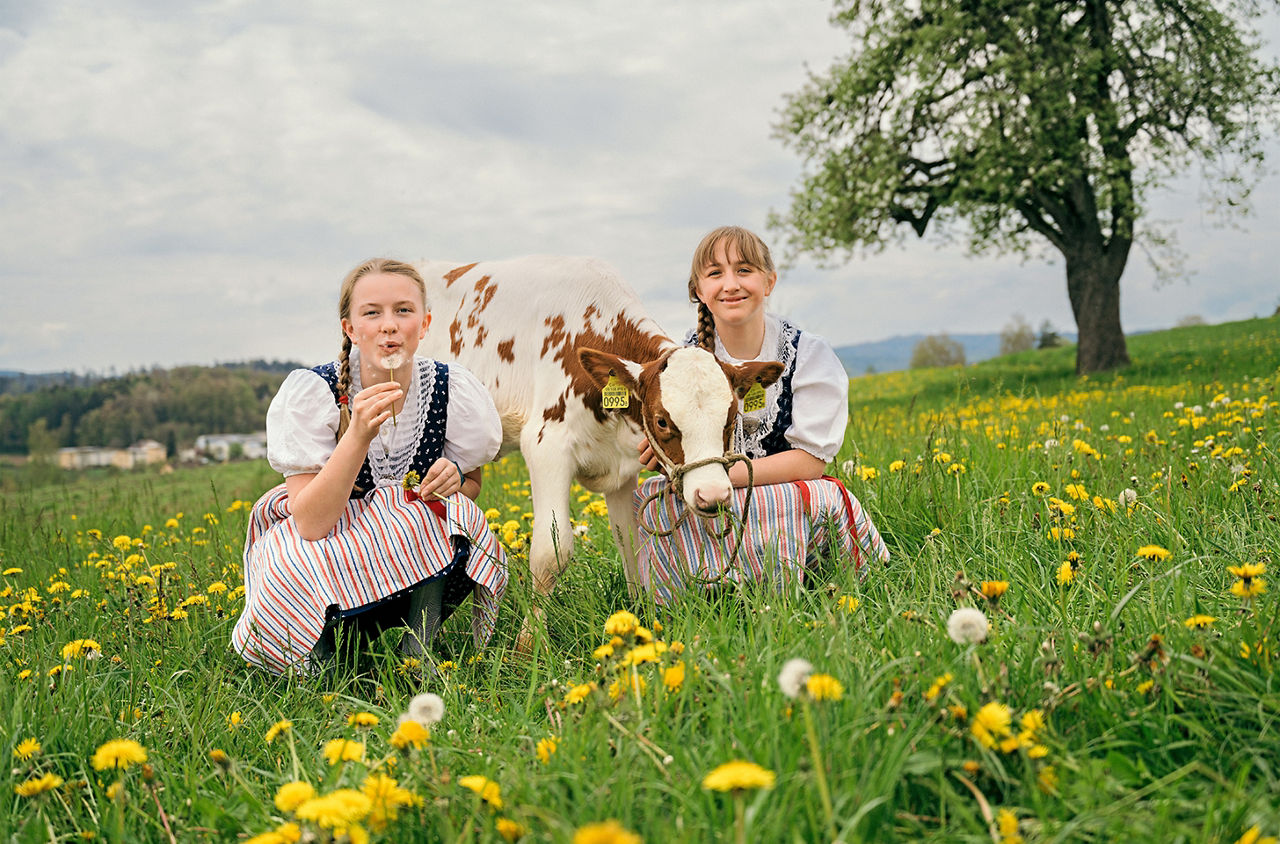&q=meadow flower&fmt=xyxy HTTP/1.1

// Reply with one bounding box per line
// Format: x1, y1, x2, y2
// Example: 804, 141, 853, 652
971, 701, 1013, 748
459, 775, 503, 810
535, 736, 558, 764
1184, 614, 1216, 629
593, 643, 615, 660
91, 738, 147, 771
295, 788, 372, 829
61, 638, 101, 659
243, 823, 302, 844
777, 658, 814, 698
361, 772, 417, 830
265, 720, 294, 744
924, 673, 953, 702
947, 607, 989, 644
563, 682, 597, 705
1057, 561, 1076, 585
980, 581, 1009, 603
702, 760, 776, 792
1135, 545, 1172, 562
13, 737, 40, 761
1064, 483, 1088, 500
322, 738, 365, 765
997, 808, 1023, 844
663, 661, 686, 692
836, 594, 859, 612
275, 780, 316, 812
604, 610, 639, 636
14, 772, 63, 797
347, 712, 380, 728
1235, 826, 1279, 844
390, 717, 430, 751
496, 817, 529, 842
228, 711, 244, 728
572, 820, 642, 844
607, 672, 646, 701
888, 459, 906, 472
805, 673, 845, 701
406, 692, 445, 725
1031, 482, 1051, 496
